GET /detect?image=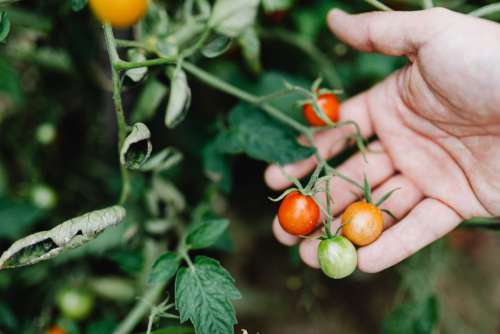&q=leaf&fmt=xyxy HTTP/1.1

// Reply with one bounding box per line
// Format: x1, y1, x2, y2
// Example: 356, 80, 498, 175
0, 12, 10, 43
70, 0, 87, 11
148, 252, 180, 284
148, 327, 195, 334
138, 1, 169, 39
175, 256, 241, 334
210, 0, 259, 37
125, 49, 148, 82
202, 33, 233, 58
461, 216, 500, 230
214, 103, 315, 164
0, 198, 45, 240
165, 66, 191, 128
151, 176, 186, 213
120, 123, 153, 170
238, 28, 261, 73
0, 206, 126, 270
109, 249, 144, 275
132, 79, 167, 122
202, 141, 232, 193
186, 219, 229, 250
140, 147, 183, 173
382, 296, 439, 334
262, 0, 294, 12
0, 302, 17, 330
